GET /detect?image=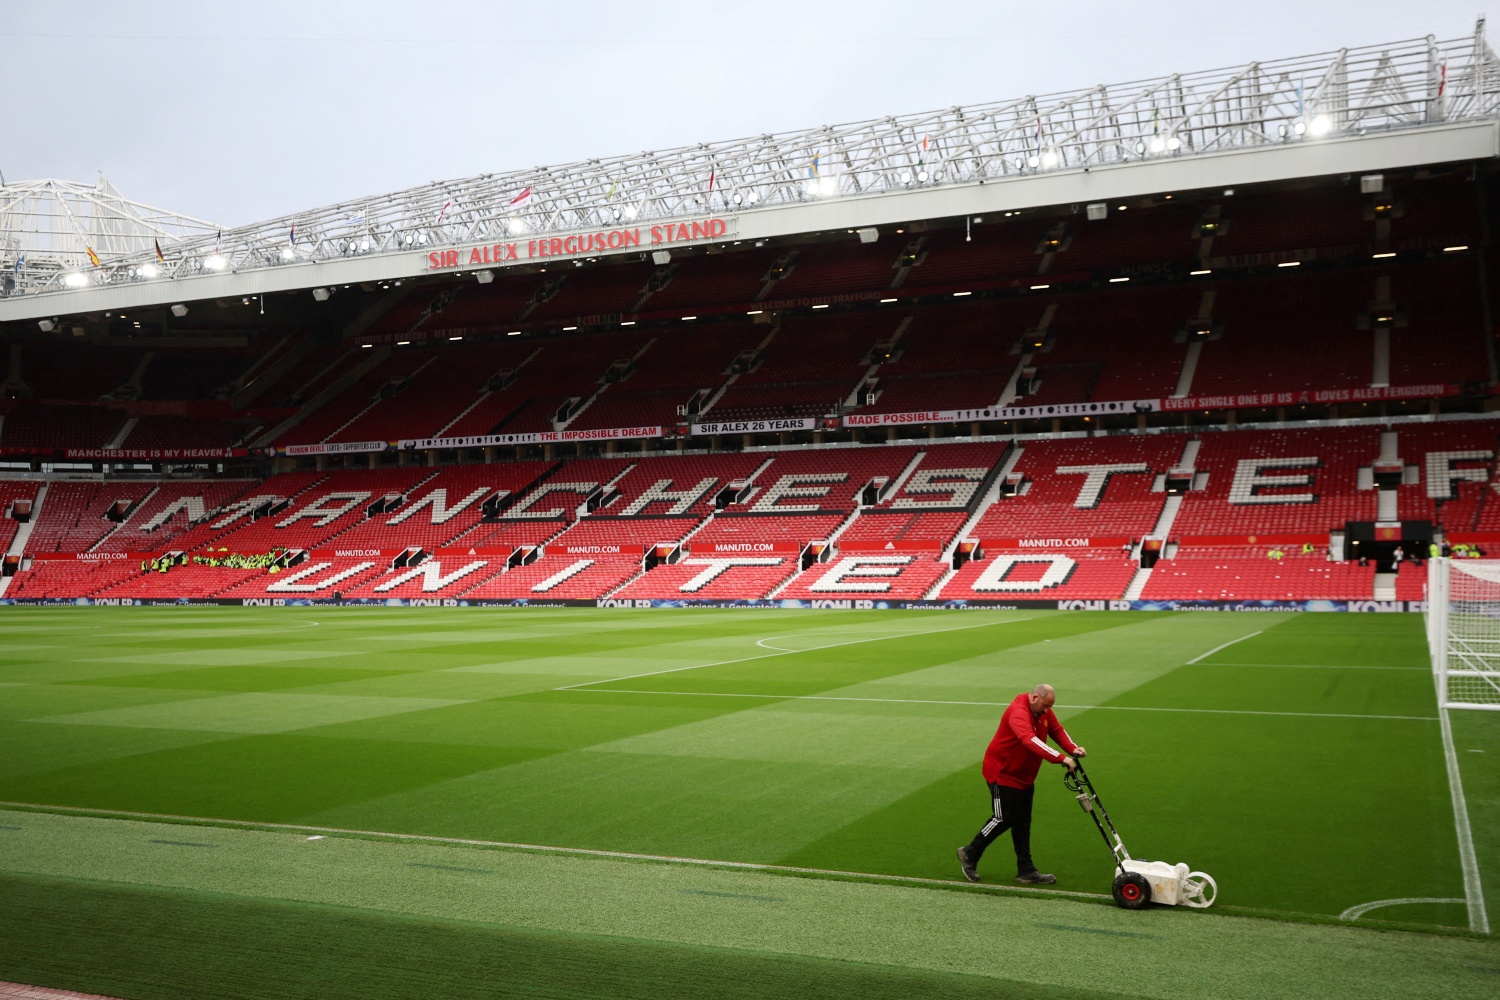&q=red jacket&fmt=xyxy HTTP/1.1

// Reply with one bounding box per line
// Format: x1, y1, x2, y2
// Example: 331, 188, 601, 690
982, 693, 1079, 788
